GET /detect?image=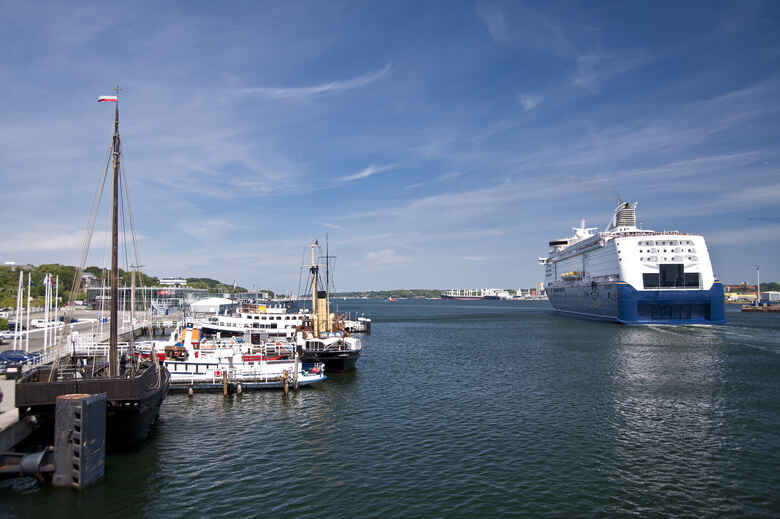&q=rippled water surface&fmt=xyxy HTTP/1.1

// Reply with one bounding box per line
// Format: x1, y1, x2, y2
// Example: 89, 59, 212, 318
3, 300, 780, 518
